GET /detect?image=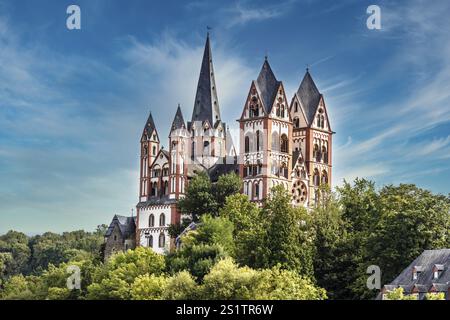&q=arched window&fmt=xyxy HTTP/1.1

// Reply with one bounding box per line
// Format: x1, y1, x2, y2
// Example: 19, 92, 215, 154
254, 182, 259, 200
245, 135, 251, 153
158, 233, 165, 248
250, 104, 259, 117
322, 146, 328, 164
313, 169, 320, 187
164, 181, 169, 195
191, 142, 195, 160
143, 145, 148, 156
294, 117, 300, 128
322, 171, 328, 184
152, 146, 156, 156
281, 162, 288, 179
149, 214, 155, 227
152, 182, 157, 196
280, 134, 289, 153
203, 141, 210, 156
256, 131, 262, 151
313, 144, 320, 161
147, 235, 153, 248
301, 169, 306, 179
317, 115, 321, 127
271, 132, 279, 151
280, 105, 285, 118
159, 213, 165, 226
294, 102, 299, 112
276, 104, 280, 117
